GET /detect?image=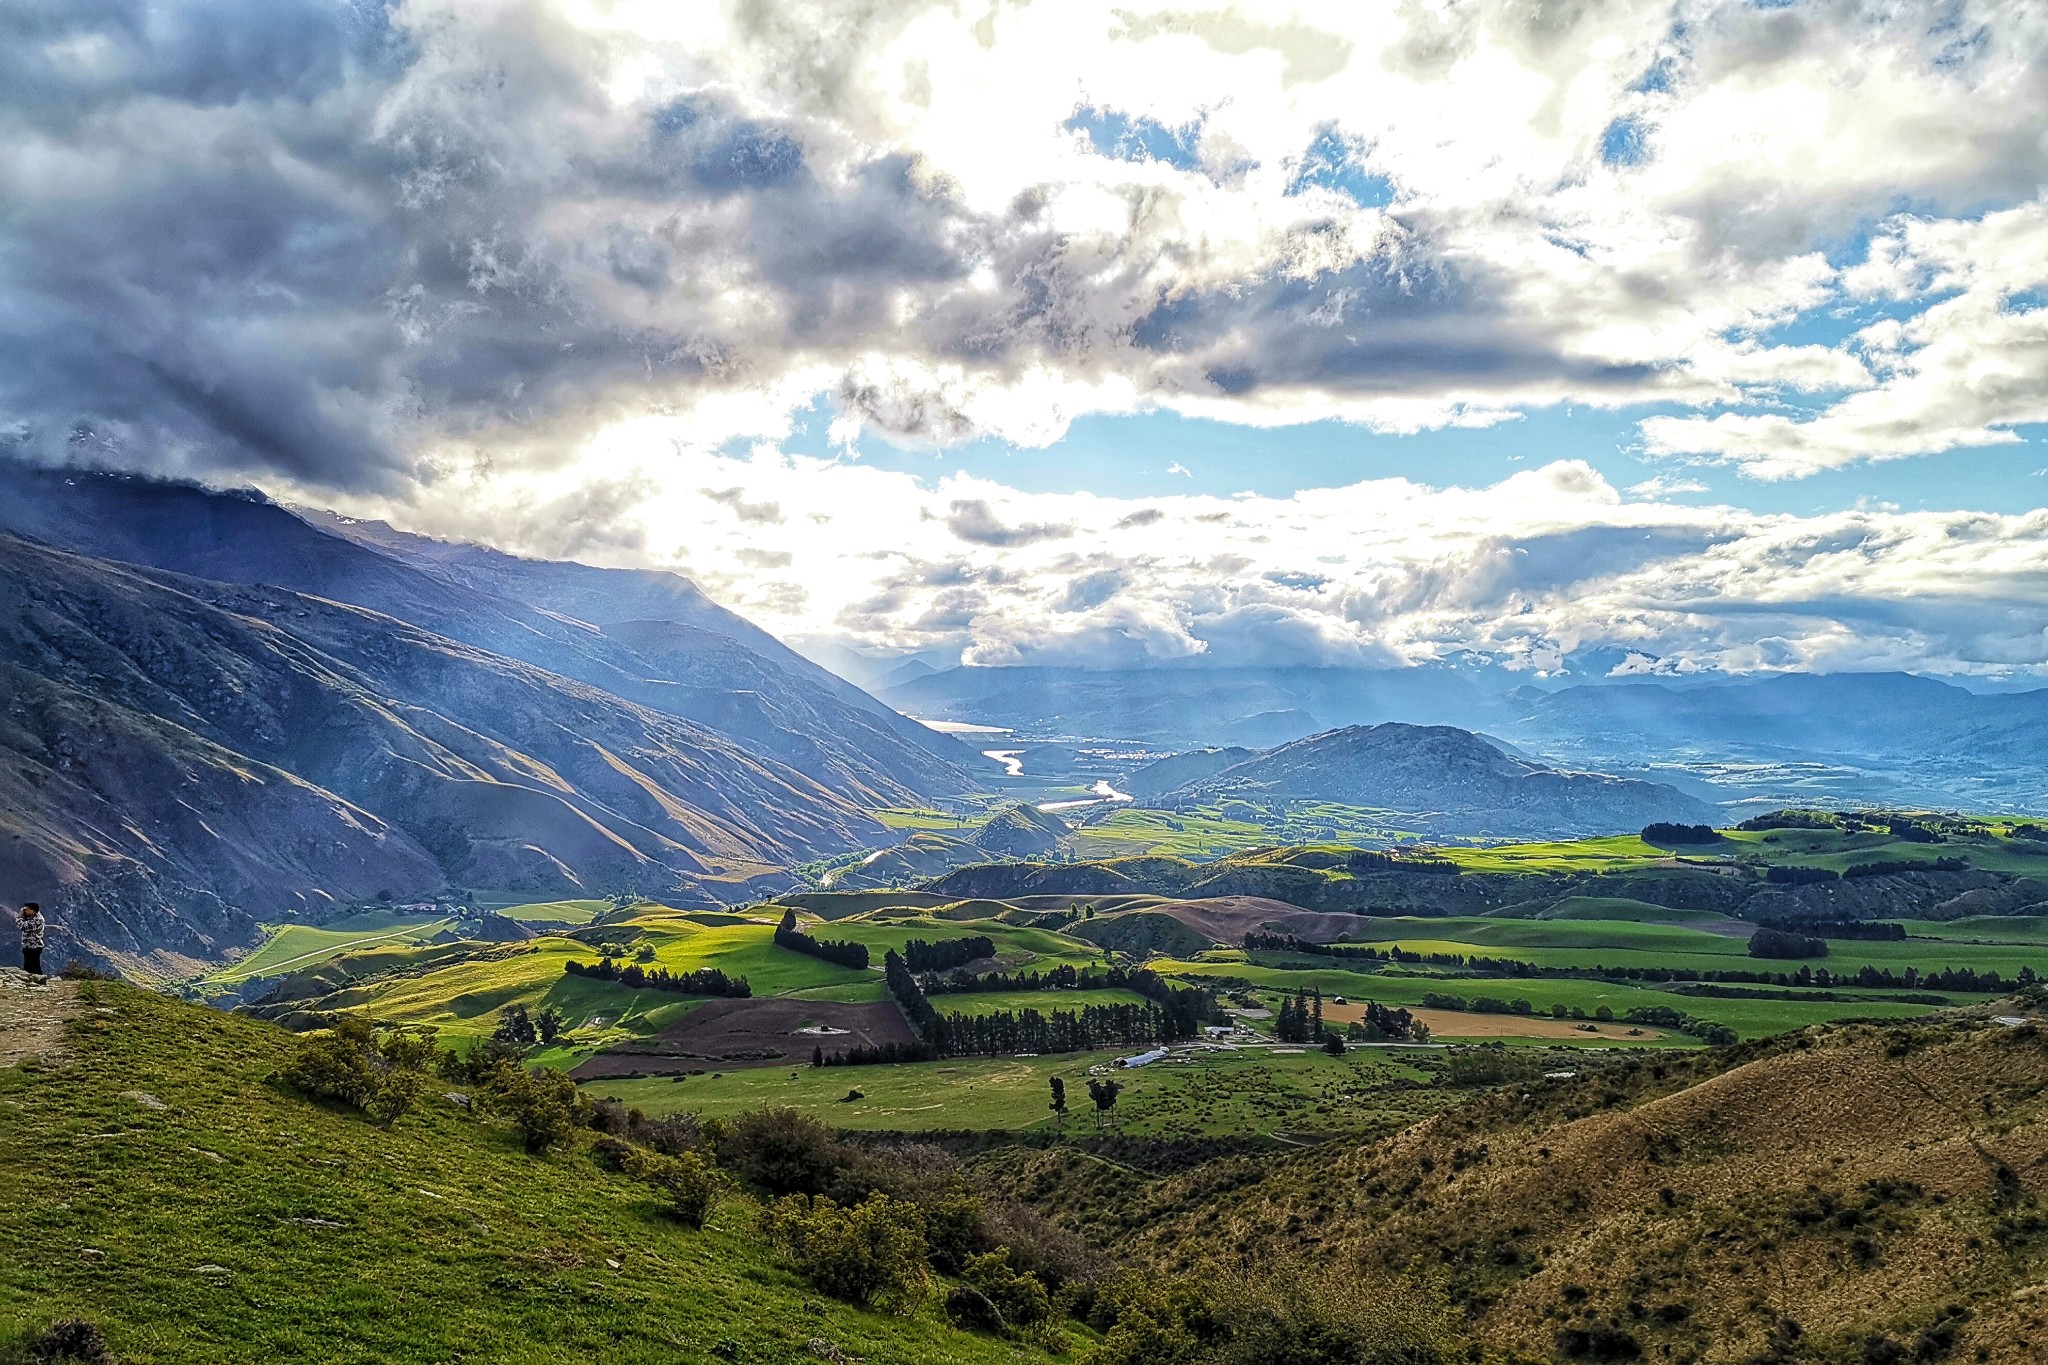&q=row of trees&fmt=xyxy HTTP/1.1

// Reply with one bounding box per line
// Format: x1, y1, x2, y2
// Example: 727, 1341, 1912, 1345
902, 936, 996, 973
1345, 849, 1461, 876
1755, 918, 1907, 940
564, 957, 752, 997
1247, 932, 2029, 994
882, 946, 1221, 1060
775, 908, 869, 970
922, 962, 1108, 994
